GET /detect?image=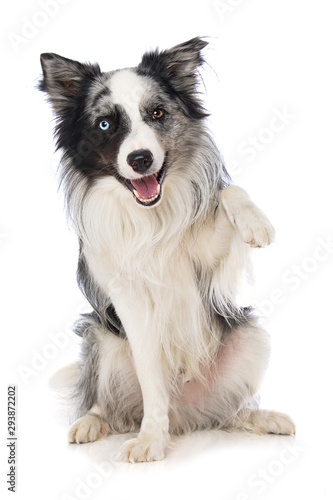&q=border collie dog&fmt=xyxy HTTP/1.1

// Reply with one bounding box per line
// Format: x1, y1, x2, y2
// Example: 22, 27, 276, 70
40, 37, 294, 462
